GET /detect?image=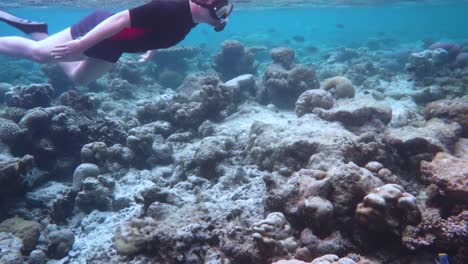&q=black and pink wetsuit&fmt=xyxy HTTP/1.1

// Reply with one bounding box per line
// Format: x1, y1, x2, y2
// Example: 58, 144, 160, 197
70, 0, 197, 63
